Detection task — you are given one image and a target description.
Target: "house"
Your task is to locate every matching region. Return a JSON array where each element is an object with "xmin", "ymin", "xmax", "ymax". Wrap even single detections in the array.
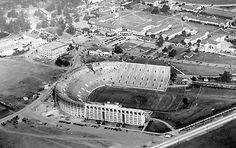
[
  {"xmin": 88, "ymin": 49, "xmax": 111, "ymax": 57},
  {"xmin": 162, "ymin": 27, "xmax": 183, "ymax": 39},
  {"xmin": 146, "ymin": 24, "xmax": 172, "ymax": 36},
  {"xmin": 126, "ymin": 21, "xmax": 157, "ymax": 36},
  {"xmin": 178, "ymin": 4, "xmax": 201, "ymax": 13},
  {"xmin": 200, "ymin": 39, "xmax": 220, "ymax": 53},
  {"xmin": 90, "ymin": 20, "xmax": 122, "ymax": 35},
  {"xmin": 183, "ymin": 52, "xmax": 194, "ymax": 59},
  {"xmin": 144, "ymin": 0, "xmax": 160, "ymax": 7},
  {"xmin": 39, "ymin": 8, "xmax": 51, "ymax": 20},
  {"xmin": 183, "ymin": 13, "xmax": 230, "ymax": 28},
  {"xmin": 185, "ymin": 31, "xmax": 209, "ymax": 44}
]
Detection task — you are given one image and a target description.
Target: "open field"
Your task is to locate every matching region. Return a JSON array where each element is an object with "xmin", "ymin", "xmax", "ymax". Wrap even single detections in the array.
[
  {"xmin": 176, "ymin": 0, "xmax": 236, "ymax": 5},
  {"xmin": 190, "ymin": 53, "xmax": 236, "ymax": 65},
  {"xmin": 172, "ymin": 63, "xmax": 236, "ymax": 75},
  {"xmin": 0, "ymin": 57, "xmax": 65, "ymax": 97},
  {"xmin": 0, "ymin": 123, "xmax": 109, "ymax": 148},
  {"xmin": 172, "ymin": 118, "xmax": 236, "ymax": 148},
  {"xmin": 0, "ymin": 120, "xmax": 158, "ymax": 148},
  {"xmin": 0, "ymin": 57, "xmax": 65, "ymax": 117}
]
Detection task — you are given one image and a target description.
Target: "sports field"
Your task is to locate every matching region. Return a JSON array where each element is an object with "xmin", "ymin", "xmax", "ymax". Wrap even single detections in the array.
[
  {"xmin": 88, "ymin": 86, "xmax": 236, "ymax": 128},
  {"xmin": 176, "ymin": 0, "xmax": 236, "ymax": 5}
]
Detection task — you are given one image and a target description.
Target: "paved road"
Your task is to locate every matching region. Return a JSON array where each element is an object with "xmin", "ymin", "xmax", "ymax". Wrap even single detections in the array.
[
  {"xmin": 151, "ymin": 108, "xmax": 236, "ymax": 148},
  {"xmin": 0, "ymin": 87, "xmax": 53, "ymax": 124}
]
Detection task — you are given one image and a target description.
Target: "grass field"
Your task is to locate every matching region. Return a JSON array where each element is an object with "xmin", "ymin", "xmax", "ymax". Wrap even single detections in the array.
[
  {"xmin": 0, "ymin": 57, "xmax": 65, "ymax": 97},
  {"xmin": 0, "ymin": 123, "xmax": 109, "ymax": 148},
  {"xmin": 172, "ymin": 63, "xmax": 236, "ymax": 76},
  {"xmin": 176, "ymin": 0, "xmax": 236, "ymax": 5},
  {"xmin": 88, "ymin": 85, "xmax": 236, "ymax": 128},
  {"xmin": 0, "ymin": 57, "xmax": 65, "ymax": 117},
  {"xmin": 172, "ymin": 119, "xmax": 236, "ymax": 148},
  {"xmin": 190, "ymin": 53, "xmax": 236, "ymax": 65}
]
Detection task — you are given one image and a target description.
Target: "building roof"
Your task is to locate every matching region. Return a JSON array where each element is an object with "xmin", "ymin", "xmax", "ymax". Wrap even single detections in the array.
[
  {"xmin": 184, "ymin": 13, "xmax": 228, "ymax": 24},
  {"xmin": 127, "ymin": 21, "xmax": 156, "ymax": 32},
  {"xmin": 92, "ymin": 20, "xmax": 122, "ymax": 30},
  {"xmin": 38, "ymin": 41, "xmax": 68, "ymax": 51},
  {"xmin": 163, "ymin": 27, "xmax": 183, "ymax": 36},
  {"xmin": 144, "ymin": 0, "xmax": 158, "ymax": 3},
  {"xmin": 186, "ymin": 31, "xmax": 208, "ymax": 41},
  {"xmin": 39, "ymin": 8, "xmax": 50, "ymax": 16},
  {"xmin": 180, "ymin": 4, "xmax": 200, "ymax": 10},
  {"xmin": 203, "ymin": 8, "xmax": 236, "ymax": 19},
  {"xmin": 147, "ymin": 23, "xmax": 171, "ymax": 34},
  {"xmin": 202, "ymin": 39, "xmax": 219, "ymax": 45},
  {"xmin": 98, "ymin": 13, "xmax": 117, "ymax": 22}
]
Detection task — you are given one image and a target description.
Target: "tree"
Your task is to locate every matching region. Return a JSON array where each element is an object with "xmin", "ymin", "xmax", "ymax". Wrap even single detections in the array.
[
  {"xmin": 151, "ymin": 7, "xmax": 159, "ymax": 14},
  {"xmin": 168, "ymin": 49, "xmax": 177, "ymax": 57},
  {"xmin": 46, "ymin": 3, "xmax": 56, "ymax": 12},
  {"xmin": 188, "ymin": 42, "xmax": 192, "ymax": 47},
  {"xmin": 150, "ymin": 34, "xmax": 155, "ymax": 39},
  {"xmin": 170, "ymin": 72, "xmax": 177, "ymax": 82},
  {"xmin": 182, "ymin": 30, "xmax": 187, "ymax": 37},
  {"xmin": 162, "ymin": 47, "xmax": 168, "ymax": 53},
  {"xmin": 191, "ymin": 76, "xmax": 197, "ymax": 81},
  {"xmin": 41, "ymin": 19, "xmax": 48, "ymax": 28},
  {"xmin": 56, "ymin": 27, "xmax": 64, "ymax": 36},
  {"xmin": 66, "ymin": 24, "xmax": 76, "ymax": 35},
  {"xmin": 160, "ymin": 4, "xmax": 170, "ymax": 13},
  {"xmin": 219, "ymin": 71, "xmax": 232, "ymax": 83},
  {"xmin": 50, "ymin": 19, "xmax": 57, "ymax": 27},
  {"xmin": 7, "ymin": 9, "xmax": 18, "ymax": 18},
  {"xmin": 155, "ymin": 35, "xmax": 164, "ymax": 47},
  {"xmin": 197, "ymin": 39, "xmax": 201, "ymax": 47},
  {"xmin": 113, "ymin": 45, "xmax": 123, "ymax": 54},
  {"xmin": 168, "ymin": 45, "xmax": 173, "ymax": 50},
  {"xmin": 57, "ymin": 5, "xmax": 62, "ymax": 15}
]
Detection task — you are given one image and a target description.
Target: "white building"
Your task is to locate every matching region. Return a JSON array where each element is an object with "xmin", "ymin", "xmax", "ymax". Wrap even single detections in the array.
[
  {"xmin": 185, "ymin": 31, "xmax": 209, "ymax": 45},
  {"xmin": 37, "ymin": 41, "xmax": 68, "ymax": 59},
  {"xmin": 39, "ymin": 8, "xmax": 51, "ymax": 20},
  {"xmin": 146, "ymin": 24, "xmax": 172, "ymax": 36},
  {"xmin": 88, "ymin": 49, "xmax": 112, "ymax": 57},
  {"xmin": 85, "ymin": 102, "xmax": 149, "ymax": 126}
]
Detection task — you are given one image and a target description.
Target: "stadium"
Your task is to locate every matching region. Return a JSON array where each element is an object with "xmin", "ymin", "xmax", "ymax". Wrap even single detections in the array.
[
  {"xmin": 54, "ymin": 61, "xmax": 174, "ymax": 126},
  {"xmin": 54, "ymin": 61, "xmax": 236, "ymax": 130}
]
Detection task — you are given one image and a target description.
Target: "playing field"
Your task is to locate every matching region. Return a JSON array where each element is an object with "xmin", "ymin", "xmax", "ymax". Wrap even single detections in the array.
[
  {"xmin": 176, "ymin": 0, "xmax": 236, "ymax": 5},
  {"xmin": 88, "ymin": 85, "xmax": 236, "ymax": 128}
]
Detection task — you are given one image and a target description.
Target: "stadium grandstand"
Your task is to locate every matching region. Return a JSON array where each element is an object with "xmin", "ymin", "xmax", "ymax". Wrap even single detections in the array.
[{"xmin": 54, "ymin": 62, "xmax": 171, "ymax": 126}]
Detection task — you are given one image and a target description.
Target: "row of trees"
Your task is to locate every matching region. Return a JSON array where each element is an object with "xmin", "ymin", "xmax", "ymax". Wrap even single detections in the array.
[
  {"xmin": 151, "ymin": 5, "xmax": 170, "ymax": 14},
  {"xmin": 0, "ymin": 11, "xmax": 31, "ymax": 34}
]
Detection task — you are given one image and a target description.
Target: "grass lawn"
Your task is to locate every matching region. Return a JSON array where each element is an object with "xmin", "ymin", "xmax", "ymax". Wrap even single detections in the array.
[
  {"xmin": 176, "ymin": 0, "xmax": 236, "ymax": 5},
  {"xmin": 0, "ymin": 57, "xmax": 65, "ymax": 117},
  {"xmin": 190, "ymin": 52, "xmax": 236, "ymax": 65},
  {"xmin": 172, "ymin": 119, "xmax": 236, "ymax": 148},
  {"xmin": 172, "ymin": 63, "xmax": 236, "ymax": 75},
  {"xmin": 184, "ymin": 21, "xmax": 219, "ymax": 33}
]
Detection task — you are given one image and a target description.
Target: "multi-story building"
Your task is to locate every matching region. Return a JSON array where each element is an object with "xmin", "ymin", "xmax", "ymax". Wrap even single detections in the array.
[
  {"xmin": 183, "ymin": 13, "xmax": 230, "ymax": 28},
  {"xmin": 37, "ymin": 41, "xmax": 68, "ymax": 59},
  {"xmin": 85, "ymin": 102, "xmax": 148, "ymax": 126}
]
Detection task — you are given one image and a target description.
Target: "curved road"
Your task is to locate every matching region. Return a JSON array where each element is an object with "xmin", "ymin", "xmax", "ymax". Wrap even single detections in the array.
[{"xmin": 151, "ymin": 108, "xmax": 236, "ymax": 148}]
